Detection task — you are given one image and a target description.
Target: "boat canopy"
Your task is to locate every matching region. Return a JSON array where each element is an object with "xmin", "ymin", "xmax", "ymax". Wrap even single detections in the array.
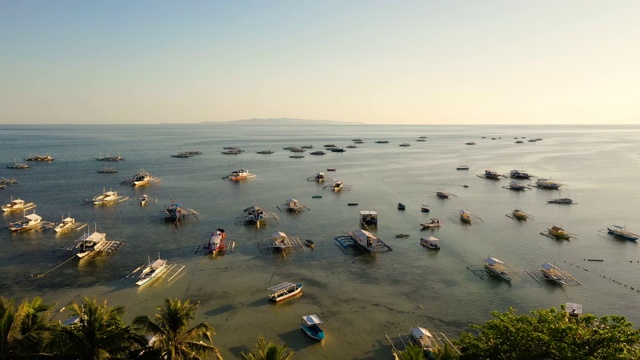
[
  {"xmin": 268, "ymin": 282, "xmax": 297, "ymax": 294},
  {"xmin": 25, "ymin": 213, "xmax": 42, "ymax": 221},
  {"xmin": 243, "ymin": 205, "xmax": 262, "ymax": 213},
  {"xmin": 351, "ymin": 229, "xmax": 376, "ymax": 241},
  {"xmin": 271, "ymin": 231, "xmax": 287, "ymax": 239},
  {"xmin": 302, "ymin": 314, "xmax": 323, "ymax": 325},
  {"xmin": 359, "ymin": 210, "xmax": 378, "ymax": 216},
  {"xmin": 541, "ymin": 263, "xmax": 556, "ymax": 270},
  {"xmin": 411, "ymin": 326, "xmax": 433, "ymax": 340},
  {"xmin": 484, "ymin": 257, "xmax": 504, "ymax": 265}
]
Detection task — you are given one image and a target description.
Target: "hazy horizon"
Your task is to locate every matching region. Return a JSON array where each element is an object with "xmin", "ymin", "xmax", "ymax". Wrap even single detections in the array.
[{"xmin": 2, "ymin": 1, "xmax": 639, "ymax": 125}]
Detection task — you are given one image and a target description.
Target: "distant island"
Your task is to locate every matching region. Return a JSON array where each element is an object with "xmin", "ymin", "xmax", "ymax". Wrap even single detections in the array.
[{"xmin": 204, "ymin": 118, "xmax": 364, "ymax": 126}]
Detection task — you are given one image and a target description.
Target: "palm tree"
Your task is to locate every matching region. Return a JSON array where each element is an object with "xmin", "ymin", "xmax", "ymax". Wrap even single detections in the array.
[
  {"xmin": 133, "ymin": 298, "xmax": 219, "ymax": 360},
  {"xmin": 0, "ymin": 296, "xmax": 57, "ymax": 359},
  {"xmin": 50, "ymin": 297, "xmax": 146, "ymax": 360},
  {"xmin": 237, "ymin": 335, "xmax": 294, "ymax": 360}
]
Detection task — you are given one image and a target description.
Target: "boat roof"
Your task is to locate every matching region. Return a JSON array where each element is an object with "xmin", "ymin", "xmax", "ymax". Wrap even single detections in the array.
[
  {"xmin": 268, "ymin": 282, "xmax": 297, "ymax": 293},
  {"xmin": 286, "ymin": 198, "xmax": 298, "ymax": 203},
  {"xmin": 351, "ymin": 229, "xmax": 376, "ymax": 240},
  {"xmin": 62, "ymin": 217, "xmax": 74, "ymax": 222},
  {"xmin": 421, "ymin": 236, "xmax": 439, "ymax": 242},
  {"xmin": 541, "ymin": 263, "xmax": 557, "ymax": 270},
  {"xmin": 411, "ymin": 326, "xmax": 433, "ymax": 339},
  {"xmin": 271, "ymin": 231, "xmax": 287, "ymax": 239},
  {"xmin": 359, "ymin": 210, "xmax": 378, "ymax": 215},
  {"xmin": 484, "ymin": 257, "xmax": 504, "ymax": 265},
  {"xmin": 25, "ymin": 213, "xmax": 42, "ymax": 221},
  {"xmin": 302, "ymin": 314, "xmax": 323, "ymax": 325}
]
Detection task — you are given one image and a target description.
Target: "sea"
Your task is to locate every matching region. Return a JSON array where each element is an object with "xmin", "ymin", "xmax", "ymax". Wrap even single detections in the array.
[{"xmin": 1, "ymin": 124, "xmax": 639, "ymax": 359}]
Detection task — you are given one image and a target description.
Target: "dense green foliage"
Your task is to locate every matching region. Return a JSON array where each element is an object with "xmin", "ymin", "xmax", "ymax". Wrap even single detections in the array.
[
  {"xmin": 236, "ymin": 335, "xmax": 293, "ymax": 360},
  {"xmin": 456, "ymin": 305, "xmax": 640, "ymax": 360}
]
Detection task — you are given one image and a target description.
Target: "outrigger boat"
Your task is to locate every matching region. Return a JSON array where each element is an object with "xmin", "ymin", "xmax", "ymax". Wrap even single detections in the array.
[
  {"xmin": 206, "ymin": 228, "xmax": 227, "ymax": 255},
  {"xmin": 506, "ymin": 181, "xmax": 528, "ymax": 191},
  {"xmin": 547, "ymin": 225, "xmax": 572, "ymax": 240},
  {"xmin": 307, "ymin": 172, "xmax": 332, "ymax": 182},
  {"xmin": 54, "ymin": 214, "xmax": 85, "ymax": 233},
  {"xmin": 483, "ymin": 257, "xmax": 512, "ymax": 282},
  {"xmin": 607, "ymin": 225, "xmax": 639, "ymax": 241},
  {"xmin": 122, "ymin": 169, "xmax": 160, "ymax": 186},
  {"xmin": 420, "ymin": 236, "xmax": 441, "ymax": 250},
  {"xmin": 540, "ymin": 263, "xmax": 567, "ymax": 286},
  {"xmin": 97, "ymin": 166, "xmax": 118, "ymax": 173},
  {"xmin": 420, "ymin": 219, "xmax": 441, "ymax": 229},
  {"xmin": 2, "ymin": 197, "xmax": 36, "ymax": 213},
  {"xmin": 511, "ymin": 209, "xmax": 529, "ymax": 220},
  {"xmin": 360, "ymin": 210, "xmax": 378, "ymax": 226},
  {"xmin": 164, "ymin": 202, "xmax": 199, "ymax": 224},
  {"xmin": 278, "ymin": 198, "xmax": 309, "ymax": 213},
  {"xmin": 536, "ymin": 178, "xmax": 562, "ymax": 189},
  {"xmin": 225, "ymin": 168, "xmax": 256, "ymax": 181},
  {"xmin": 95, "ymin": 154, "xmax": 125, "ymax": 161},
  {"xmin": 9, "ymin": 212, "xmax": 42, "ymax": 232},
  {"xmin": 238, "ymin": 205, "xmax": 278, "ymax": 228},
  {"xmin": 459, "ymin": 210, "xmax": 472, "ymax": 224},
  {"xmin": 73, "ymin": 228, "xmax": 108, "ymax": 259},
  {"xmin": 509, "ymin": 169, "xmax": 533, "ymax": 179},
  {"xmin": 139, "ymin": 194, "xmax": 150, "ymax": 206},
  {"xmin": 410, "ymin": 326, "xmax": 436, "ymax": 351},
  {"xmin": 135, "ymin": 254, "xmax": 168, "ymax": 286},
  {"xmin": 301, "ymin": 315, "xmax": 325, "ymax": 341},
  {"xmin": 6, "ymin": 160, "xmax": 30, "ymax": 169},
  {"xmin": 267, "ymin": 282, "xmax": 303, "ymax": 302},
  {"xmin": 481, "ymin": 169, "xmax": 501, "ymax": 180},
  {"xmin": 397, "ymin": 203, "xmax": 406, "ymax": 210},
  {"xmin": 323, "ymin": 180, "xmax": 352, "ymax": 191},
  {"xmin": 436, "ymin": 191, "xmax": 453, "ymax": 199},
  {"xmin": 547, "ymin": 197, "xmax": 575, "ymax": 205},
  {"xmin": 347, "ymin": 229, "xmax": 392, "ymax": 253},
  {"xmin": 92, "ymin": 189, "xmax": 129, "ymax": 205}
]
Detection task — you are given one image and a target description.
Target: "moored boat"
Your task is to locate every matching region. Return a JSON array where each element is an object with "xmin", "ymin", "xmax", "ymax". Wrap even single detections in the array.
[
  {"xmin": 267, "ymin": 282, "xmax": 303, "ymax": 302},
  {"xmin": 2, "ymin": 198, "xmax": 36, "ymax": 213},
  {"xmin": 410, "ymin": 326, "xmax": 436, "ymax": 351},
  {"xmin": 301, "ymin": 315, "xmax": 324, "ymax": 341},
  {"xmin": 348, "ymin": 229, "xmax": 392, "ymax": 253},
  {"xmin": 536, "ymin": 178, "xmax": 562, "ymax": 189},
  {"xmin": 54, "ymin": 215, "xmax": 76, "ymax": 233},
  {"xmin": 607, "ymin": 225, "xmax": 639, "ymax": 241},
  {"xmin": 95, "ymin": 154, "xmax": 125, "ymax": 161},
  {"xmin": 6, "ymin": 160, "xmax": 30, "ymax": 169},
  {"xmin": 97, "ymin": 166, "xmax": 118, "ymax": 173},
  {"xmin": 507, "ymin": 181, "xmax": 528, "ymax": 191},
  {"xmin": 420, "ymin": 236, "xmax": 440, "ymax": 250},
  {"xmin": 420, "ymin": 219, "xmax": 441, "ymax": 229},
  {"xmin": 206, "ymin": 228, "xmax": 227, "ymax": 254},
  {"xmin": 135, "ymin": 255, "xmax": 168, "ymax": 286},
  {"xmin": 9, "ymin": 212, "xmax": 42, "ymax": 232},
  {"xmin": 25, "ymin": 154, "xmax": 55, "ymax": 162},
  {"xmin": 483, "ymin": 169, "xmax": 501, "ymax": 179},
  {"xmin": 92, "ymin": 189, "xmax": 128, "ymax": 205},
  {"xmin": 483, "ymin": 257, "xmax": 512, "ymax": 282},
  {"xmin": 226, "ymin": 168, "xmax": 256, "ymax": 181},
  {"xmin": 360, "ymin": 210, "xmax": 378, "ymax": 226},
  {"xmin": 456, "ymin": 165, "xmax": 469, "ymax": 170},
  {"xmin": 397, "ymin": 203, "xmax": 406, "ymax": 210},
  {"xmin": 509, "ymin": 169, "xmax": 533, "ymax": 179},
  {"xmin": 307, "ymin": 172, "xmax": 332, "ymax": 182},
  {"xmin": 548, "ymin": 225, "xmax": 572, "ymax": 239},
  {"xmin": 74, "ymin": 229, "xmax": 109, "ymax": 259},
  {"xmin": 540, "ymin": 263, "xmax": 567, "ymax": 285},
  {"xmin": 459, "ymin": 210, "xmax": 472, "ymax": 223},
  {"xmin": 512, "ymin": 209, "xmax": 529, "ymax": 220},
  {"xmin": 323, "ymin": 180, "xmax": 352, "ymax": 191},
  {"xmin": 547, "ymin": 197, "xmax": 574, "ymax": 204}
]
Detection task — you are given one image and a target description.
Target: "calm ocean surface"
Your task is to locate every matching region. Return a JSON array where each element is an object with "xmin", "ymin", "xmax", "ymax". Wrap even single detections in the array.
[{"xmin": 1, "ymin": 124, "xmax": 639, "ymax": 359}]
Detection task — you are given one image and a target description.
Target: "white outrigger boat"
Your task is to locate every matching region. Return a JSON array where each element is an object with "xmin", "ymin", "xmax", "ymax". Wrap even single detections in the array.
[
  {"xmin": 205, "ymin": 228, "xmax": 230, "ymax": 255},
  {"xmin": 483, "ymin": 257, "xmax": 512, "ymax": 282},
  {"xmin": 135, "ymin": 255, "xmax": 169, "ymax": 286},
  {"xmin": 237, "ymin": 205, "xmax": 278, "ymax": 228},
  {"xmin": 536, "ymin": 178, "xmax": 563, "ymax": 189},
  {"xmin": 301, "ymin": 314, "xmax": 324, "ymax": 341},
  {"xmin": 323, "ymin": 180, "xmax": 352, "ymax": 191},
  {"xmin": 267, "ymin": 282, "xmax": 303, "ymax": 302},
  {"xmin": 53, "ymin": 214, "xmax": 87, "ymax": 234},
  {"xmin": 73, "ymin": 229, "xmax": 108, "ymax": 259},
  {"xmin": 410, "ymin": 326, "xmax": 436, "ymax": 351},
  {"xmin": 9, "ymin": 212, "xmax": 43, "ymax": 232},
  {"xmin": 92, "ymin": 189, "xmax": 129, "ymax": 205},
  {"xmin": 540, "ymin": 263, "xmax": 567, "ymax": 286},
  {"xmin": 278, "ymin": 198, "xmax": 309, "ymax": 213},
  {"xmin": 122, "ymin": 169, "xmax": 160, "ymax": 187},
  {"xmin": 347, "ymin": 229, "xmax": 392, "ymax": 253},
  {"xmin": 2, "ymin": 197, "xmax": 36, "ymax": 213}
]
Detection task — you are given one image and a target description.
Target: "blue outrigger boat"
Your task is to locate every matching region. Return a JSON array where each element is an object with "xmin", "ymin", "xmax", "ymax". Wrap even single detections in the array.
[{"xmin": 301, "ymin": 314, "xmax": 324, "ymax": 341}]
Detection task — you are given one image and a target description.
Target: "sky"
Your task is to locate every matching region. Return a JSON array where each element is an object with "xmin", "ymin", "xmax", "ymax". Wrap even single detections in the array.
[{"xmin": 1, "ymin": 1, "xmax": 639, "ymax": 125}]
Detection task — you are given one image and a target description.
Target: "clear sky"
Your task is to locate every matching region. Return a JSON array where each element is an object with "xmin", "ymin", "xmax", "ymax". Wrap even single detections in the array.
[{"xmin": 1, "ymin": 1, "xmax": 639, "ymax": 125}]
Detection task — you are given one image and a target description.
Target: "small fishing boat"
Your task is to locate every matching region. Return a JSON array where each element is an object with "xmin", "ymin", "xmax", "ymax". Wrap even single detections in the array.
[
  {"xmin": 398, "ymin": 143, "xmax": 411, "ymax": 147},
  {"xmin": 397, "ymin": 203, "xmax": 406, "ymax": 210},
  {"xmin": 278, "ymin": 198, "xmax": 309, "ymax": 213},
  {"xmin": 310, "ymin": 151, "xmax": 326, "ymax": 155},
  {"xmin": 226, "ymin": 168, "xmax": 256, "ymax": 181},
  {"xmin": 97, "ymin": 167, "xmax": 118, "ymax": 173},
  {"xmin": 206, "ymin": 228, "xmax": 227, "ymax": 255},
  {"xmin": 420, "ymin": 219, "xmax": 441, "ymax": 229},
  {"xmin": 267, "ymin": 282, "xmax": 303, "ymax": 302},
  {"xmin": 304, "ymin": 239, "xmax": 315, "ymax": 248},
  {"xmin": 421, "ymin": 205, "xmax": 430, "ymax": 213},
  {"xmin": 240, "ymin": 205, "xmax": 274, "ymax": 228},
  {"xmin": 436, "ymin": 191, "xmax": 451, "ymax": 199},
  {"xmin": 459, "ymin": 210, "xmax": 472, "ymax": 223},
  {"xmin": 165, "ymin": 202, "xmax": 199, "ymax": 223},
  {"xmin": 347, "ymin": 203, "xmax": 359, "ymax": 206},
  {"xmin": 132, "ymin": 170, "xmax": 157, "ymax": 186},
  {"xmin": 301, "ymin": 315, "xmax": 325, "ymax": 341},
  {"xmin": 323, "ymin": 180, "xmax": 352, "ymax": 191},
  {"xmin": 326, "ymin": 168, "xmax": 336, "ymax": 171},
  {"xmin": 395, "ymin": 233, "xmax": 410, "ymax": 238},
  {"xmin": 307, "ymin": 172, "xmax": 332, "ymax": 182},
  {"xmin": 512, "ymin": 209, "xmax": 529, "ymax": 220},
  {"xmin": 221, "ymin": 147, "xmax": 243, "ymax": 155},
  {"xmin": 375, "ymin": 140, "xmax": 389, "ymax": 144},
  {"xmin": 410, "ymin": 326, "xmax": 436, "ymax": 351},
  {"xmin": 540, "ymin": 263, "xmax": 567, "ymax": 286},
  {"xmin": 509, "ymin": 169, "xmax": 533, "ymax": 179},
  {"xmin": 2, "ymin": 198, "xmax": 36, "ymax": 213},
  {"xmin": 507, "ymin": 181, "xmax": 528, "ymax": 191},
  {"xmin": 330, "ymin": 148, "xmax": 346, "ymax": 152},
  {"xmin": 420, "ymin": 236, "xmax": 440, "ymax": 250},
  {"xmin": 483, "ymin": 257, "xmax": 512, "ymax": 282},
  {"xmin": 289, "ymin": 155, "xmax": 305, "ymax": 158},
  {"xmin": 548, "ymin": 225, "xmax": 572, "ymax": 239},
  {"xmin": 456, "ymin": 165, "xmax": 469, "ymax": 170},
  {"xmin": 9, "ymin": 212, "xmax": 42, "ymax": 232},
  {"xmin": 171, "ymin": 152, "xmax": 192, "ymax": 158},
  {"xmin": 135, "ymin": 254, "xmax": 168, "ymax": 286},
  {"xmin": 465, "ymin": 141, "xmax": 476, "ymax": 145},
  {"xmin": 607, "ymin": 225, "xmax": 639, "ymax": 241},
  {"xmin": 6, "ymin": 160, "xmax": 30, "ymax": 169},
  {"xmin": 536, "ymin": 178, "xmax": 562, "ymax": 189},
  {"xmin": 256, "ymin": 150, "xmax": 274, "ymax": 154},
  {"xmin": 483, "ymin": 169, "xmax": 501, "ymax": 179},
  {"xmin": 139, "ymin": 194, "xmax": 150, "ymax": 206},
  {"xmin": 271, "ymin": 231, "xmax": 292, "ymax": 251},
  {"xmin": 547, "ymin": 197, "xmax": 574, "ymax": 204}
]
